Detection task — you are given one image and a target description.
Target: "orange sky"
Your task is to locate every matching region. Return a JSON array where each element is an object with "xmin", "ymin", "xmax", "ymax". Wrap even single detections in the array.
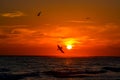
[{"xmin": 0, "ymin": 0, "xmax": 120, "ymax": 57}]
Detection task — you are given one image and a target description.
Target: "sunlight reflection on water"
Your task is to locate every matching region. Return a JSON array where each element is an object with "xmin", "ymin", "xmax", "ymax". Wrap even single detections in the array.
[{"xmin": 0, "ymin": 56, "xmax": 120, "ymax": 80}]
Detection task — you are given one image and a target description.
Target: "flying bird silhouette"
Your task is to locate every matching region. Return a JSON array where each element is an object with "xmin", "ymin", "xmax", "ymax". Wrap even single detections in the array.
[
  {"xmin": 85, "ymin": 17, "xmax": 90, "ymax": 20},
  {"xmin": 37, "ymin": 11, "xmax": 42, "ymax": 16},
  {"xmin": 57, "ymin": 45, "xmax": 64, "ymax": 53}
]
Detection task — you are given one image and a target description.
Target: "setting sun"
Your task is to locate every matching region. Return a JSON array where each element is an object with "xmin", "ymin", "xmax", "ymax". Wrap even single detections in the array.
[{"xmin": 67, "ymin": 45, "xmax": 72, "ymax": 50}]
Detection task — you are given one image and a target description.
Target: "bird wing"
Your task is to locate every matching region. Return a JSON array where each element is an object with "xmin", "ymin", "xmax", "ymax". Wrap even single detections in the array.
[
  {"xmin": 37, "ymin": 11, "xmax": 41, "ymax": 16},
  {"xmin": 59, "ymin": 48, "xmax": 64, "ymax": 53},
  {"xmin": 57, "ymin": 45, "xmax": 64, "ymax": 53}
]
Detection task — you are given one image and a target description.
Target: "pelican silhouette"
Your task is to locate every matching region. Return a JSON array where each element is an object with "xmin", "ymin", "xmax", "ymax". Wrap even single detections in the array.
[
  {"xmin": 85, "ymin": 17, "xmax": 90, "ymax": 20},
  {"xmin": 57, "ymin": 45, "xmax": 64, "ymax": 53},
  {"xmin": 37, "ymin": 11, "xmax": 42, "ymax": 16}
]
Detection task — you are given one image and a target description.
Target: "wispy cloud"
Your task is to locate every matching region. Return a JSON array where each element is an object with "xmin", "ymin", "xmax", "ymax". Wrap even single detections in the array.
[
  {"xmin": 1, "ymin": 11, "xmax": 25, "ymax": 18},
  {"xmin": 0, "ymin": 34, "xmax": 9, "ymax": 39},
  {"xmin": 66, "ymin": 20, "xmax": 94, "ymax": 23},
  {"xmin": 0, "ymin": 23, "xmax": 120, "ymax": 46}
]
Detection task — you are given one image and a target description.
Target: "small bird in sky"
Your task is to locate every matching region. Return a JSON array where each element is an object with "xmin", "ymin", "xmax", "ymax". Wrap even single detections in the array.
[
  {"xmin": 85, "ymin": 17, "xmax": 90, "ymax": 20},
  {"xmin": 37, "ymin": 11, "xmax": 42, "ymax": 16}
]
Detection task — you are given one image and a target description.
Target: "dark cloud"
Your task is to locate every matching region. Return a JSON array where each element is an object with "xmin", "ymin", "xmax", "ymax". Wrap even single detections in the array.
[{"xmin": 0, "ymin": 34, "xmax": 9, "ymax": 39}]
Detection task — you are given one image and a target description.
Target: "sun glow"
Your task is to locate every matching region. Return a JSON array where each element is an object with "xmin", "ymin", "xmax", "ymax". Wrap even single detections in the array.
[{"xmin": 67, "ymin": 45, "xmax": 72, "ymax": 50}]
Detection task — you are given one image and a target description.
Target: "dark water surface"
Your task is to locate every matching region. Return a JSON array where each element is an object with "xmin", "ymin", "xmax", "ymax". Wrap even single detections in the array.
[{"xmin": 0, "ymin": 56, "xmax": 120, "ymax": 80}]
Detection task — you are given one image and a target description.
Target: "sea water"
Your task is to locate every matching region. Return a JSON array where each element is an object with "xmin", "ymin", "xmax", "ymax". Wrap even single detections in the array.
[{"xmin": 0, "ymin": 56, "xmax": 120, "ymax": 80}]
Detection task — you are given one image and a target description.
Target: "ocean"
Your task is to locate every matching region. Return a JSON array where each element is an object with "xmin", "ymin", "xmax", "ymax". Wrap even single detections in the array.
[{"xmin": 0, "ymin": 56, "xmax": 120, "ymax": 80}]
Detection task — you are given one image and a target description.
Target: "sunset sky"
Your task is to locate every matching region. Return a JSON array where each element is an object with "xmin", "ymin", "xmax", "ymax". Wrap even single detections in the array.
[{"xmin": 0, "ymin": 0, "xmax": 120, "ymax": 57}]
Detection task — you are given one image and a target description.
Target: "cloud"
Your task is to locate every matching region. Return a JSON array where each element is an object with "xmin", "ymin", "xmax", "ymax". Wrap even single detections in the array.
[
  {"xmin": 11, "ymin": 28, "xmax": 35, "ymax": 34},
  {"xmin": 66, "ymin": 20, "xmax": 94, "ymax": 24},
  {"xmin": 0, "ymin": 24, "xmax": 120, "ymax": 56},
  {"xmin": 1, "ymin": 11, "xmax": 25, "ymax": 18},
  {"xmin": 0, "ymin": 34, "xmax": 9, "ymax": 39},
  {"xmin": 0, "ymin": 23, "xmax": 120, "ymax": 46}
]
